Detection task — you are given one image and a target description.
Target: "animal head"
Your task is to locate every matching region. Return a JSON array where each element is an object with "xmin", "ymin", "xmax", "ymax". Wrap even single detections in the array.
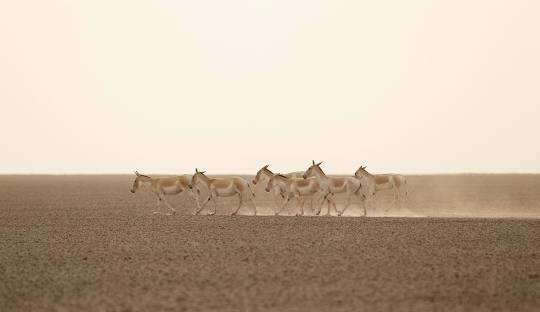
[
  {"xmin": 265, "ymin": 174, "xmax": 287, "ymax": 192},
  {"xmin": 253, "ymin": 164, "xmax": 270, "ymax": 185},
  {"xmin": 130, "ymin": 171, "xmax": 149, "ymax": 193},
  {"xmin": 303, "ymin": 160, "xmax": 322, "ymax": 179},
  {"xmin": 355, "ymin": 165, "xmax": 368, "ymax": 177},
  {"xmin": 265, "ymin": 174, "xmax": 276, "ymax": 193},
  {"xmin": 189, "ymin": 168, "xmax": 206, "ymax": 189}
]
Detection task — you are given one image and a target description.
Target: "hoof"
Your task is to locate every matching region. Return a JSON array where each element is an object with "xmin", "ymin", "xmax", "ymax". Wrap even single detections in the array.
[{"xmin": 208, "ymin": 212, "xmax": 215, "ymax": 216}]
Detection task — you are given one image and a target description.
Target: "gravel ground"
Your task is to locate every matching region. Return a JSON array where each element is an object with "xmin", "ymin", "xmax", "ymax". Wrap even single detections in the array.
[{"xmin": 0, "ymin": 175, "xmax": 539, "ymax": 311}]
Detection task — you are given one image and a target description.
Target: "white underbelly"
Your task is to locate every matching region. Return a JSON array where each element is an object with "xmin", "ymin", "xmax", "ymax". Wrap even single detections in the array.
[
  {"xmin": 376, "ymin": 183, "xmax": 394, "ymax": 191},
  {"xmin": 215, "ymin": 187, "xmax": 237, "ymax": 197},
  {"xmin": 162, "ymin": 185, "xmax": 182, "ymax": 194},
  {"xmin": 329, "ymin": 184, "xmax": 348, "ymax": 194},
  {"xmin": 296, "ymin": 186, "xmax": 318, "ymax": 195}
]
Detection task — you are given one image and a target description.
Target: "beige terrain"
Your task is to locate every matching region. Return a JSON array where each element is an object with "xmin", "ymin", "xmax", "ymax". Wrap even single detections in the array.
[{"xmin": 0, "ymin": 174, "xmax": 539, "ymax": 311}]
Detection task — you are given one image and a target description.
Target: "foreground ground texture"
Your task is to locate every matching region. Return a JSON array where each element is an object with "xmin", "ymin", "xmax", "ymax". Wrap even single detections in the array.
[{"xmin": 0, "ymin": 175, "xmax": 539, "ymax": 311}]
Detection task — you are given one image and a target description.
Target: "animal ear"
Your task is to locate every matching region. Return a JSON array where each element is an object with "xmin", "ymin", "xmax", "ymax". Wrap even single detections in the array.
[
  {"xmin": 201, "ymin": 171, "xmax": 206, "ymax": 174},
  {"xmin": 312, "ymin": 160, "xmax": 315, "ymax": 165},
  {"xmin": 195, "ymin": 168, "xmax": 199, "ymax": 173},
  {"xmin": 134, "ymin": 171, "xmax": 140, "ymax": 176},
  {"xmin": 263, "ymin": 164, "xmax": 269, "ymax": 169},
  {"xmin": 316, "ymin": 162, "xmax": 322, "ymax": 166}
]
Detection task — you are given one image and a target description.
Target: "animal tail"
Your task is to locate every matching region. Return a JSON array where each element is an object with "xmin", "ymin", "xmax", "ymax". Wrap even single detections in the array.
[{"xmin": 247, "ymin": 182, "xmax": 256, "ymax": 197}]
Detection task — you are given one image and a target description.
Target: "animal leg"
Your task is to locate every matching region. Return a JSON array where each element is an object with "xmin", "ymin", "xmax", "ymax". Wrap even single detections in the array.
[
  {"xmin": 358, "ymin": 193, "xmax": 367, "ymax": 217},
  {"xmin": 153, "ymin": 196, "xmax": 163, "ymax": 215},
  {"xmin": 232, "ymin": 193, "xmax": 243, "ymax": 216},
  {"xmin": 392, "ymin": 186, "xmax": 399, "ymax": 204},
  {"xmin": 285, "ymin": 193, "xmax": 295, "ymax": 216},
  {"xmin": 316, "ymin": 193, "xmax": 328, "ymax": 216},
  {"xmin": 249, "ymin": 193, "xmax": 257, "ymax": 216},
  {"xmin": 297, "ymin": 194, "xmax": 305, "ymax": 216},
  {"xmin": 325, "ymin": 198, "xmax": 332, "ymax": 216},
  {"xmin": 398, "ymin": 181, "xmax": 408, "ymax": 208},
  {"xmin": 271, "ymin": 190, "xmax": 281, "ymax": 215},
  {"xmin": 153, "ymin": 193, "xmax": 170, "ymax": 215},
  {"xmin": 275, "ymin": 196, "xmax": 290, "ymax": 216},
  {"xmin": 324, "ymin": 193, "xmax": 332, "ymax": 216},
  {"xmin": 188, "ymin": 188, "xmax": 202, "ymax": 211},
  {"xmin": 339, "ymin": 195, "xmax": 352, "ymax": 217},
  {"xmin": 195, "ymin": 193, "xmax": 211, "ymax": 215},
  {"xmin": 209, "ymin": 192, "xmax": 218, "ymax": 215},
  {"xmin": 328, "ymin": 194, "xmax": 338, "ymax": 216},
  {"xmin": 162, "ymin": 196, "xmax": 176, "ymax": 215}
]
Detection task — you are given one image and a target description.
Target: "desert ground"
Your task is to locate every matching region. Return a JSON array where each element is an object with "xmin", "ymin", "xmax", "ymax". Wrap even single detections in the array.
[{"xmin": 0, "ymin": 174, "xmax": 539, "ymax": 311}]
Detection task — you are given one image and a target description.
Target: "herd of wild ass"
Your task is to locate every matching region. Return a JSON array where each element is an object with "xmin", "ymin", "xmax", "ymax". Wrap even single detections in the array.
[{"xmin": 130, "ymin": 161, "xmax": 408, "ymax": 216}]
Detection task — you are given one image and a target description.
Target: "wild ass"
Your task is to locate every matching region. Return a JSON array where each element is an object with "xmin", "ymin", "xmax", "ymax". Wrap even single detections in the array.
[
  {"xmin": 252, "ymin": 165, "xmax": 305, "ymax": 187},
  {"xmin": 130, "ymin": 171, "xmax": 201, "ymax": 215},
  {"xmin": 265, "ymin": 174, "xmax": 323, "ymax": 216},
  {"xmin": 252, "ymin": 165, "xmax": 286, "ymax": 210},
  {"xmin": 354, "ymin": 166, "xmax": 408, "ymax": 205},
  {"xmin": 252, "ymin": 165, "xmax": 311, "ymax": 212},
  {"xmin": 303, "ymin": 161, "xmax": 367, "ymax": 216},
  {"xmin": 189, "ymin": 169, "xmax": 257, "ymax": 216}
]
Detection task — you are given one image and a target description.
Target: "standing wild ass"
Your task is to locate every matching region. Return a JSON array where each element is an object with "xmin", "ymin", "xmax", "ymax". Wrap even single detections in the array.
[
  {"xmin": 354, "ymin": 166, "xmax": 408, "ymax": 206},
  {"xmin": 189, "ymin": 169, "xmax": 257, "ymax": 216},
  {"xmin": 265, "ymin": 173, "xmax": 323, "ymax": 216},
  {"xmin": 303, "ymin": 161, "xmax": 367, "ymax": 216},
  {"xmin": 130, "ymin": 171, "xmax": 201, "ymax": 215}
]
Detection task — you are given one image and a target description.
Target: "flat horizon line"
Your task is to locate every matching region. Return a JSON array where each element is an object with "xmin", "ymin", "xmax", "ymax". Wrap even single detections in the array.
[{"xmin": 1, "ymin": 172, "xmax": 540, "ymax": 176}]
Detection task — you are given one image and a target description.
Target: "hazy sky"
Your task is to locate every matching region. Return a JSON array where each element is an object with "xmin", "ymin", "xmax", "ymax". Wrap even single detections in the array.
[{"xmin": 1, "ymin": 1, "xmax": 539, "ymax": 174}]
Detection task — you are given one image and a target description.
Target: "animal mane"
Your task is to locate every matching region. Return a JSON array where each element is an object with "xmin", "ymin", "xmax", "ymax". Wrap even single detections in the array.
[
  {"xmin": 276, "ymin": 173, "xmax": 289, "ymax": 179},
  {"xmin": 360, "ymin": 167, "xmax": 371, "ymax": 175},
  {"xmin": 314, "ymin": 164, "xmax": 325, "ymax": 175}
]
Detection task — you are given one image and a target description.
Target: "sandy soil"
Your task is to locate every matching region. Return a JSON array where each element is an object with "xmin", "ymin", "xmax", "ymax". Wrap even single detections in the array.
[{"xmin": 0, "ymin": 175, "xmax": 539, "ymax": 311}]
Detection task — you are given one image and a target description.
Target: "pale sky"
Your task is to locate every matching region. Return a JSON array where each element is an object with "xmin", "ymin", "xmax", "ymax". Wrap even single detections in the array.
[{"xmin": 1, "ymin": 1, "xmax": 539, "ymax": 174}]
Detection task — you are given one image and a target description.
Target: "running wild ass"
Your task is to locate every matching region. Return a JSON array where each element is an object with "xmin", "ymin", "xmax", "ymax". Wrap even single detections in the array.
[
  {"xmin": 265, "ymin": 173, "xmax": 323, "ymax": 216},
  {"xmin": 354, "ymin": 166, "xmax": 408, "ymax": 205},
  {"xmin": 252, "ymin": 165, "xmax": 312, "ymax": 212},
  {"xmin": 189, "ymin": 169, "xmax": 257, "ymax": 216},
  {"xmin": 303, "ymin": 161, "xmax": 368, "ymax": 216},
  {"xmin": 130, "ymin": 171, "xmax": 201, "ymax": 215}
]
